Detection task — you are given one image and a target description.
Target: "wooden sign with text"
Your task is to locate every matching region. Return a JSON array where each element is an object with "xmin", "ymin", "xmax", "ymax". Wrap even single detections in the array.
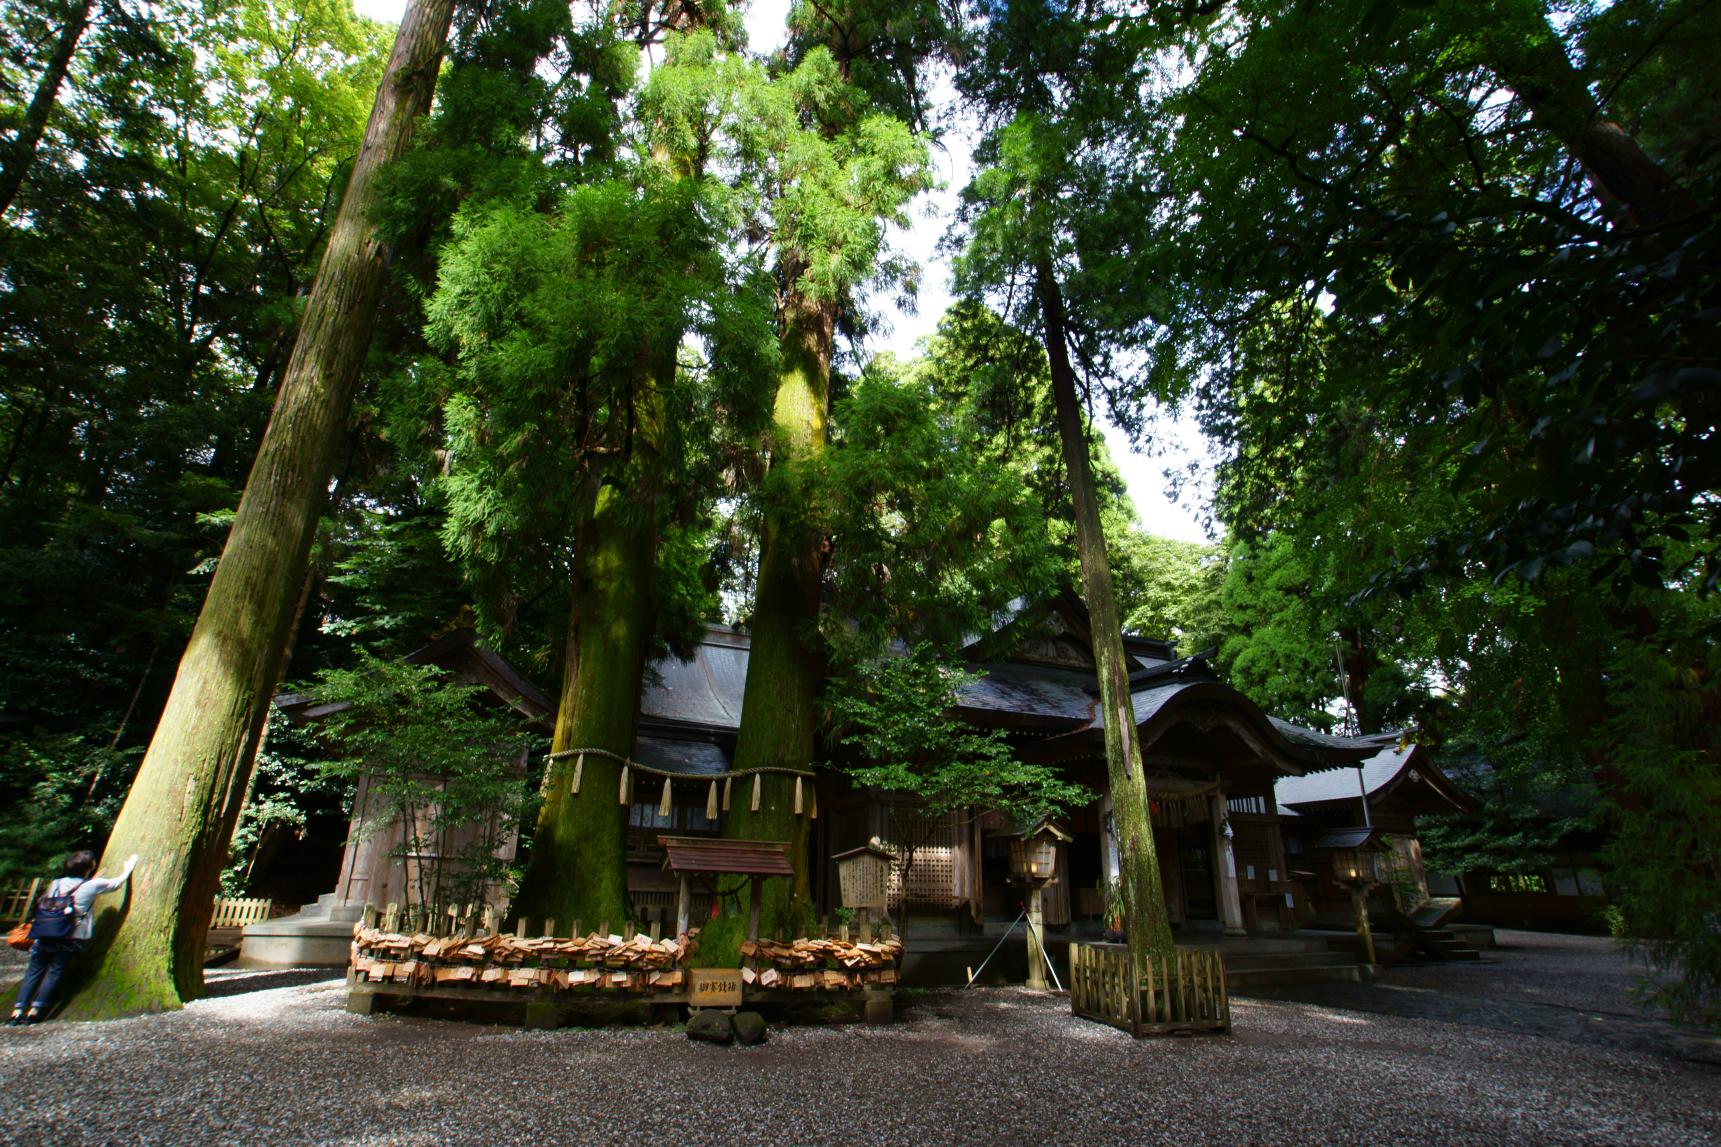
[{"xmin": 687, "ymin": 967, "xmax": 743, "ymax": 1007}]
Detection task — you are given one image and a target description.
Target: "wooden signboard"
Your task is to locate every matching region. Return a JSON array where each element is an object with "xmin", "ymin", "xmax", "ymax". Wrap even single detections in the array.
[{"xmin": 687, "ymin": 967, "xmax": 744, "ymax": 1007}]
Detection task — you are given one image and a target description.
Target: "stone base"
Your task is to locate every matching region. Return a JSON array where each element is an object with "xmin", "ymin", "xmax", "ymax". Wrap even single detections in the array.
[{"xmin": 238, "ymin": 893, "xmax": 365, "ymax": 968}]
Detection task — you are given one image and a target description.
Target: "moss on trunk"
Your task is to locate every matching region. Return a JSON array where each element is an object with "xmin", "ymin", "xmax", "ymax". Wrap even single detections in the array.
[
  {"xmin": 1036, "ymin": 261, "xmax": 1175, "ymax": 965},
  {"xmin": 511, "ymin": 479, "xmax": 656, "ymax": 932},
  {"xmin": 58, "ymin": 0, "xmax": 456, "ymax": 1020},
  {"xmin": 715, "ymin": 273, "xmax": 832, "ymax": 956}
]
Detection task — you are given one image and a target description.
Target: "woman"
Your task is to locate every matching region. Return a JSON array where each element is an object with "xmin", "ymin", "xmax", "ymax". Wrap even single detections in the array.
[{"xmin": 9, "ymin": 850, "xmax": 137, "ymax": 1025}]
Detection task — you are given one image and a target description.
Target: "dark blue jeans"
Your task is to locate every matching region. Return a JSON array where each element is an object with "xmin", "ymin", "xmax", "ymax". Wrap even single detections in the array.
[{"xmin": 14, "ymin": 937, "xmax": 83, "ymax": 1012}]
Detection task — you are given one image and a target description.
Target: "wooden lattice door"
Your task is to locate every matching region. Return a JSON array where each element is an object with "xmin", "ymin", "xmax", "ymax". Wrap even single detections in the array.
[{"xmin": 883, "ymin": 806, "xmax": 963, "ymax": 909}]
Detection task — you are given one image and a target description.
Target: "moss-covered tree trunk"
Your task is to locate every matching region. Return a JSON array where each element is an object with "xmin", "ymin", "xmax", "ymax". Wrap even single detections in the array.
[
  {"xmin": 512, "ymin": 480, "xmax": 655, "ymax": 931},
  {"xmin": 0, "ymin": 0, "xmax": 93, "ymax": 218},
  {"xmin": 60, "ymin": 0, "xmax": 456, "ymax": 1018},
  {"xmin": 1036, "ymin": 259, "xmax": 1175, "ymax": 965},
  {"xmin": 722, "ymin": 265, "xmax": 832, "ymax": 946}
]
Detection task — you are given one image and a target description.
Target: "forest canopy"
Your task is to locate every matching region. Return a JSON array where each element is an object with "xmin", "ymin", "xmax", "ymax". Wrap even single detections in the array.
[{"xmin": 0, "ymin": 0, "xmax": 1715, "ymax": 1022}]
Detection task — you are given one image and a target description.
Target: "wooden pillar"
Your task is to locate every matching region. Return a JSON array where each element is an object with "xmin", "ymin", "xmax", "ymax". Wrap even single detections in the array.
[
  {"xmin": 1026, "ymin": 883, "xmax": 1048, "ymax": 991},
  {"xmin": 675, "ymin": 873, "xmax": 691, "ymax": 937},
  {"xmin": 1350, "ymin": 884, "xmax": 1378, "ymax": 966},
  {"xmin": 1266, "ymin": 817, "xmax": 1291, "ymax": 930},
  {"xmin": 746, "ymin": 874, "xmax": 763, "ymax": 942},
  {"xmin": 1209, "ymin": 793, "xmax": 1246, "ymax": 936}
]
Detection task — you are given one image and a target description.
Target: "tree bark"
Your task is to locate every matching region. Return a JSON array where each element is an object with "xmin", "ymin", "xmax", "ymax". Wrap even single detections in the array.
[
  {"xmin": 1036, "ymin": 259, "xmax": 1175, "ymax": 965},
  {"xmin": 0, "ymin": 0, "xmax": 93, "ymax": 218},
  {"xmin": 1480, "ymin": 0, "xmax": 1689, "ymax": 230},
  {"xmin": 512, "ymin": 363, "xmax": 666, "ymax": 931},
  {"xmin": 60, "ymin": 0, "xmax": 457, "ymax": 1018},
  {"xmin": 720, "ymin": 262, "xmax": 832, "ymax": 949}
]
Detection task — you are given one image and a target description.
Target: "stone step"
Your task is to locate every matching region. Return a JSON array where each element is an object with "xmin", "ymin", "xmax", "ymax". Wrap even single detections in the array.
[{"xmin": 1411, "ymin": 897, "xmax": 1463, "ymax": 929}]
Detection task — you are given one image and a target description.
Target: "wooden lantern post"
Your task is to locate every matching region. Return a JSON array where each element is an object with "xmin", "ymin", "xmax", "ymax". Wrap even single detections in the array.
[
  {"xmin": 1006, "ymin": 821, "xmax": 1072, "ymax": 991},
  {"xmin": 1319, "ymin": 828, "xmax": 1387, "ymax": 967}
]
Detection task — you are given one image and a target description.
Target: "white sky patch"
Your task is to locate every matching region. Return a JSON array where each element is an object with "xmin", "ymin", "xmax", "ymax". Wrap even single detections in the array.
[
  {"xmin": 343, "ymin": 0, "xmax": 1218, "ymax": 542},
  {"xmin": 351, "ymin": 0, "xmax": 405, "ymax": 22}
]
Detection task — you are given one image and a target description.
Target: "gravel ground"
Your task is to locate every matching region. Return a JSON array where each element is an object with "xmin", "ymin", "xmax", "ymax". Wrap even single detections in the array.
[{"xmin": 0, "ymin": 933, "xmax": 1715, "ymax": 1146}]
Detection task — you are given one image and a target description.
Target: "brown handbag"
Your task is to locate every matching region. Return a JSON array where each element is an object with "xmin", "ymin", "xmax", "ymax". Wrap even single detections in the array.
[{"xmin": 6, "ymin": 921, "xmax": 32, "ymax": 952}]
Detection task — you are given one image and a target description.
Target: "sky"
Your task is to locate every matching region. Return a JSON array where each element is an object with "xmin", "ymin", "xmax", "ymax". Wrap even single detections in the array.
[{"xmin": 350, "ymin": 0, "xmax": 1217, "ymax": 543}]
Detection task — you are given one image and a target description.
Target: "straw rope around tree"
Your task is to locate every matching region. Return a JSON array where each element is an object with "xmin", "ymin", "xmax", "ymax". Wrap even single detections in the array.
[{"xmin": 544, "ymin": 748, "xmax": 819, "ymax": 819}]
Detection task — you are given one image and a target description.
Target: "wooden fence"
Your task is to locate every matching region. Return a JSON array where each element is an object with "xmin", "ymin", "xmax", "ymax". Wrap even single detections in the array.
[
  {"xmin": 2, "ymin": 879, "xmax": 41, "ymax": 924},
  {"xmin": 1068, "ymin": 941, "xmax": 1231, "ymax": 1037},
  {"xmin": 2, "ymin": 879, "xmax": 286, "ymax": 930},
  {"xmin": 209, "ymin": 897, "xmax": 290, "ymax": 929}
]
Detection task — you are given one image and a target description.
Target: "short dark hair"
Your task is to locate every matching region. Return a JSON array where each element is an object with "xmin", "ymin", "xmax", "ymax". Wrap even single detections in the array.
[{"xmin": 63, "ymin": 850, "xmax": 97, "ymax": 878}]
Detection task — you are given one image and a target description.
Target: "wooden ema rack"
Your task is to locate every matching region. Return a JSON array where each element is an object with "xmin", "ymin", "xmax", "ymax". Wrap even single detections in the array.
[{"xmin": 346, "ymin": 838, "xmax": 900, "ymax": 1026}]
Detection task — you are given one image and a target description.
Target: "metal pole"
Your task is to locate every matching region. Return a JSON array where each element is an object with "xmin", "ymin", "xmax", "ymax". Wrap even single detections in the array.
[{"xmin": 963, "ymin": 910, "xmax": 1026, "ymax": 988}]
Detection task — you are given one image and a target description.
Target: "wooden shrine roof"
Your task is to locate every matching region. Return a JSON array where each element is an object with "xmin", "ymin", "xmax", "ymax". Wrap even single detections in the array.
[{"xmin": 658, "ymin": 836, "xmax": 795, "ymax": 877}]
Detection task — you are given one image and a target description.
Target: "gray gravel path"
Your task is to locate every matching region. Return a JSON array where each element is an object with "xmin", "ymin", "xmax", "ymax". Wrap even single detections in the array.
[{"xmin": 0, "ymin": 934, "xmax": 1715, "ymax": 1146}]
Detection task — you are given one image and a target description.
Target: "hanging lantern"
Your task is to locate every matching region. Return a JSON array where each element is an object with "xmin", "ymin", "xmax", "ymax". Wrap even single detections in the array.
[
  {"xmin": 1314, "ymin": 827, "xmax": 1387, "ymax": 885},
  {"xmin": 1002, "ymin": 820, "xmax": 1073, "ymax": 884}
]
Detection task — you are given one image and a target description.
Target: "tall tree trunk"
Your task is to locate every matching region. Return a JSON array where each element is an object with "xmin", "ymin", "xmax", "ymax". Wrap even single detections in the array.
[
  {"xmin": 512, "ymin": 373, "xmax": 664, "ymax": 931},
  {"xmin": 721, "ymin": 262, "xmax": 831, "ymax": 948},
  {"xmin": 60, "ymin": 0, "xmax": 457, "ymax": 1018},
  {"xmin": 1480, "ymin": 0, "xmax": 1689, "ymax": 230},
  {"xmin": 1036, "ymin": 259, "xmax": 1174, "ymax": 965},
  {"xmin": 0, "ymin": 0, "xmax": 93, "ymax": 218}
]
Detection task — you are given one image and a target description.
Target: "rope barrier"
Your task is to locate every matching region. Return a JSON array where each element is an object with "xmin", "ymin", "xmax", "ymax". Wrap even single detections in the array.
[
  {"xmin": 543, "ymin": 746, "xmax": 816, "ymax": 780},
  {"xmin": 543, "ymin": 747, "xmax": 818, "ymax": 817}
]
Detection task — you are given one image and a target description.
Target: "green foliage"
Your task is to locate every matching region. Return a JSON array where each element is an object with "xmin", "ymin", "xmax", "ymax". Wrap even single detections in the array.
[
  {"xmin": 824, "ymin": 338, "xmax": 1064, "ymax": 661},
  {"xmin": 1597, "ymin": 596, "xmax": 1721, "ymax": 1028},
  {"xmin": 220, "ymin": 712, "xmax": 348, "ymax": 897},
  {"xmin": 0, "ymin": 0, "xmax": 387, "ymax": 876},
  {"xmin": 829, "ymin": 643, "xmax": 1091, "ymax": 823},
  {"xmin": 1111, "ymin": 534, "xmax": 1227, "ymax": 655},
  {"xmin": 299, "ymin": 652, "xmax": 535, "ymax": 910},
  {"xmin": 0, "ymin": 734, "xmax": 136, "ymax": 879}
]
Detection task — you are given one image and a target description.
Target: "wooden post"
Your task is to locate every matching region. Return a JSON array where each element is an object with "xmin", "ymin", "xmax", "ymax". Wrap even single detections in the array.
[
  {"xmin": 1350, "ymin": 884, "xmax": 1378, "ymax": 966},
  {"xmin": 675, "ymin": 873, "xmax": 691, "ymax": 937},
  {"xmin": 1209, "ymin": 793, "xmax": 1247, "ymax": 937},
  {"xmin": 1026, "ymin": 883, "xmax": 1048, "ymax": 991},
  {"xmin": 746, "ymin": 875, "xmax": 763, "ymax": 943}
]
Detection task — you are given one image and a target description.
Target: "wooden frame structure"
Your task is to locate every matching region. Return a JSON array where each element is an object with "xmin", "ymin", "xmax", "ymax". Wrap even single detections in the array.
[{"xmin": 1067, "ymin": 942, "xmax": 1231, "ymax": 1037}]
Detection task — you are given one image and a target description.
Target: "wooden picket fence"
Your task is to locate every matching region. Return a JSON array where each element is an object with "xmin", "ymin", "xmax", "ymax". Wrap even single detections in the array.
[
  {"xmin": 209, "ymin": 896, "xmax": 289, "ymax": 929},
  {"xmin": 1068, "ymin": 941, "xmax": 1231, "ymax": 1037}
]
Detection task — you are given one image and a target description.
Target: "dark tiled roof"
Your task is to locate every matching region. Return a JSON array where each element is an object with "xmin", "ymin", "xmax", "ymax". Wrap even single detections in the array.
[
  {"xmin": 1033, "ymin": 679, "xmax": 1379, "ymax": 772},
  {"xmin": 1311, "ymin": 826, "xmax": 1388, "ymax": 850},
  {"xmin": 638, "ymin": 628, "xmax": 749, "ymax": 731},
  {"xmin": 1275, "ymin": 735, "xmax": 1477, "ymax": 814},
  {"xmin": 1268, "ymin": 717, "xmax": 1374, "ymax": 755},
  {"xmin": 633, "ymin": 735, "xmax": 731, "ymax": 776},
  {"xmin": 956, "ymin": 661, "xmax": 1099, "ymax": 725}
]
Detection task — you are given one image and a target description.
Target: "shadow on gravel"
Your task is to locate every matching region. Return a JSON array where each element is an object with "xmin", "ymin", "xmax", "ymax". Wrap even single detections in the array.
[
  {"xmin": 200, "ymin": 969, "xmax": 343, "ymax": 998},
  {"xmin": 1243, "ymin": 979, "xmax": 1721, "ymax": 1067}
]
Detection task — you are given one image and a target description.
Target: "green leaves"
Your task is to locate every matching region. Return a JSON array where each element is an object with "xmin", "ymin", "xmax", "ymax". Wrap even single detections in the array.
[
  {"xmin": 299, "ymin": 653, "xmax": 536, "ymax": 908},
  {"xmin": 829, "ymin": 644, "xmax": 1091, "ymax": 823}
]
